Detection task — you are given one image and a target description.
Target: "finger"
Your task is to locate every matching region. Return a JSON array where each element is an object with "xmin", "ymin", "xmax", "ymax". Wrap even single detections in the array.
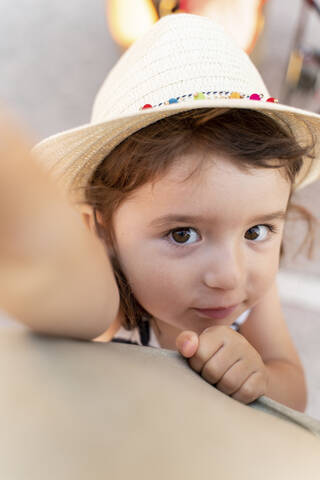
[
  {"xmin": 231, "ymin": 371, "xmax": 267, "ymax": 404},
  {"xmin": 188, "ymin": 326, "xmax": 228, "ymax": 373},
  {"xmin": 201, "ymin": 353, "xmax": 241, "ymax": 387},
  {"xmin": 215, "ymin": 359, "xmax": 252, "ymax": 395},
  {"xmin": 176, "ymin": 330, "xmax": 199, "ymax": 358}
]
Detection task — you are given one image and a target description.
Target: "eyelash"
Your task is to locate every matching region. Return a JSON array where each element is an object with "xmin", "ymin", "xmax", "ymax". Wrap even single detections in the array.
[{"xmin": 163, "ymin": 224, "xmax": 279, "ymax": 249}]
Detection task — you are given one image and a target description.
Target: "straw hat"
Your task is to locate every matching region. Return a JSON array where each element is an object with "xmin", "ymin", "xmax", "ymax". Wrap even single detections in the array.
[
  {"xmin": 180, "ymin": 0, "xmax": 267, "ymax": 53},
  {"xmin": 33, "ymin": 13, "xmax": 320, "ymax": 201}
]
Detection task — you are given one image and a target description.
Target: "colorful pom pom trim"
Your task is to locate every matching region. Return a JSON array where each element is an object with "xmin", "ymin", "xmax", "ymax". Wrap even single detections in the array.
[{"xmin": 140, "ymin": 91, "xmax": 279, "ymax": 111}]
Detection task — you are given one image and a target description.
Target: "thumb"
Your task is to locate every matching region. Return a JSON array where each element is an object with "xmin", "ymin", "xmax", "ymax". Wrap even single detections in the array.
[{"xmin": 176, "ymin": 330, "xmax": 199, "ymax": 358}]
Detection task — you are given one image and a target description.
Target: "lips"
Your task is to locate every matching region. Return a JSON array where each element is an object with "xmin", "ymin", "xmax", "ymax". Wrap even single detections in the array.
[{"xmin": 194, "ymin": 304, "xmax": 239, "ymax": 320}]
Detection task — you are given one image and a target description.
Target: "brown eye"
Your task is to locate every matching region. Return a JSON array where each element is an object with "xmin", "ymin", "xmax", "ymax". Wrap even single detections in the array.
[
  {"xmin": 169, "ymin": 228, "xmax": 199, "ymax": 245},
  {"xmin": 245, "ymin": 225, "xmax": 269, "ymax": 242},
  {"xmin": 172, "ymin": 229, "xmax": 191, "ymax": 243}
]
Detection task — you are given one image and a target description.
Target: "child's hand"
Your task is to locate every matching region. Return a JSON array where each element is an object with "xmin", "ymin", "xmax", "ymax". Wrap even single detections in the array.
[{"xmin": 176, "ymin": 326, "xmax": 269, "ymax": 404}]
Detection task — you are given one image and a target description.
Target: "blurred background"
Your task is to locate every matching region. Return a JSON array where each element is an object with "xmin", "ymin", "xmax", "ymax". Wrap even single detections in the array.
[{"xmin": 0, "ymin": 0, "xmax": 319, "ymax": 417}]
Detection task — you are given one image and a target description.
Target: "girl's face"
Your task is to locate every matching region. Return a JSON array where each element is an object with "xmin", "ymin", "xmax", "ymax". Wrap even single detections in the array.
[{"xmin": 112, "ymin": 153, "xmax": 291, "ymax": 349}]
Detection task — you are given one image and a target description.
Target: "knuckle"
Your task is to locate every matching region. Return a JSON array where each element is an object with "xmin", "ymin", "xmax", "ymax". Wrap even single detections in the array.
[
  {"xmin": 239, "ymin": 380, "xmax": 259, "ymax": 402},
  {"xmin": 188, "ymin": 355, "xmax": 203, "ymax": 373},
  {"xmin": 197, "ymin": 343, "xmax": 221, "ymax": 365},
  {"xmin": 202, "ymin": 325, "xmax": 220, "ymax": 335},
  {"xmin": 202, "ymin": 325, "xmax": 228, "ymax": 339},
  {"xmin": 232, "ymin": 331, "xmax": 247, "ymax": 346},
  {"xmin": 220, "ymin": 376, "xmax": 235, "ymax": 392},
  {"xmin": 241, "ymin": 383, "xmax": 256, "ymax": 400},
  {"xmin": 201, "ymin": 362, "xmax": 220, "ymax": 384}
]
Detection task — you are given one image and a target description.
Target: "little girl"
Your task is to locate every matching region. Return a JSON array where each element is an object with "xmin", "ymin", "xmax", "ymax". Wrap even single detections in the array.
[{"xmin": 9, "ymin": 14, "xmax": 320, "ymax": 411}]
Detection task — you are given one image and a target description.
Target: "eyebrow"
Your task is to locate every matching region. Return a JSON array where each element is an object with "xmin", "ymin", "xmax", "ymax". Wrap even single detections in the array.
[{"xmin": 148, "ymin": 210, "xmax": 287, "ymax": 228}]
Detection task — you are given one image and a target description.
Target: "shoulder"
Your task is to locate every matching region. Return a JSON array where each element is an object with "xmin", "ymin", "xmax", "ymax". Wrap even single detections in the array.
[{"xmin": 238, "ymin": 280, "xmax": 303, "ymax": 368}]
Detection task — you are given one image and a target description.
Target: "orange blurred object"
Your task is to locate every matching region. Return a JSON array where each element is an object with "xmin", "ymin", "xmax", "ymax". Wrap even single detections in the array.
[
  {"xmin": 183, "ymin": 0, "xmax": 268, "ymax": 54},
  {"xmin": 106, "ymin": 0, "xmax": 158, "ymax": 49},
  {"xmin": 107, "ymin": 0, "xmax": 267, "ymax": 54}
]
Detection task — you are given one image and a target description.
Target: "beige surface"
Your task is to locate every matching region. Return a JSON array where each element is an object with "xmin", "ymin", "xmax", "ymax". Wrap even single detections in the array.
[{"xmin": 1, "ymin": 329, "xmax": 319, "ymax": 480}]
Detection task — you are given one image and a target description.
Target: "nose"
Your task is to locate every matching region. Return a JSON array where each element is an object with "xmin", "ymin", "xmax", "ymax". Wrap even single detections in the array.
[{"xmin": 203, "ymin": 241, "xmax": 245, "ymax": 291}]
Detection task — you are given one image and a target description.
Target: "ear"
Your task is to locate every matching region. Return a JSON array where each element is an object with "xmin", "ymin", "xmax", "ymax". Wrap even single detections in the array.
[
  {"xmin": 79, "ymin": 205, "xmax": 103, "ymax": 236},
  {"xmin": 79, "ymin": 205, "xmax": 116, "ymax": 257}
]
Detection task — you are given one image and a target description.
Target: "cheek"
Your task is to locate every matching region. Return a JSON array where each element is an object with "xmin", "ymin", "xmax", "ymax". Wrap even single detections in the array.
[
  {"xmin": 116, "ymin": 243, "xmax": 190, "ymax": 313},
  {"xmin": 248, "ymin": 248, "xmax": 280, "ymax": 300}
]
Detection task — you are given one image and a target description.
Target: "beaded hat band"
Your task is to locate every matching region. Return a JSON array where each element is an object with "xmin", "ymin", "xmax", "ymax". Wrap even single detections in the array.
[
  {"xmin": 140, "ymin": 91, "xmax": 278, "ymax": 111},
  {"xmin": 33, "ymin": 14, "xmax": 320, "ymax": 201}
]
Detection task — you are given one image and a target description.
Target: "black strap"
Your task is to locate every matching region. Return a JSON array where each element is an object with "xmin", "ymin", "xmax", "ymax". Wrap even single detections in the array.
[
  {"xmin": 111, "ymin": 319, "xmax": 150, "ymax": 346},
  {"xmin": 138, "ymin": 319, "xmax": 150, "ymax": 346},
  {"xmin": 111, "ymin": 338, "xmax": 139, "ymax": 345}
]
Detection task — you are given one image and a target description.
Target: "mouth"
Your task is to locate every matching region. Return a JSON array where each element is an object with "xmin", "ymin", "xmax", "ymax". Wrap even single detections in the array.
[{"xmin": 193, "ymin": 304, "xmax": 239, "ymax": 320}]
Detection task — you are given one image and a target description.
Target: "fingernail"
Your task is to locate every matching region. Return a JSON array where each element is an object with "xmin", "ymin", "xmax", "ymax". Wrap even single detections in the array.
[
  {"xmin": 182, "ymin": 339, "xmax": 190, "ymax": 349},
  {"xmin": 182, "ymin": 339, "xmax": 193, "ymax": 356}
]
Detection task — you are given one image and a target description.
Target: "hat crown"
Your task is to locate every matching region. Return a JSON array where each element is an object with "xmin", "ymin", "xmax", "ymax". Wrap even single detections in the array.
[{"xmin": 91, "ymin": 13, "xmax": 270, "ymax": 123}]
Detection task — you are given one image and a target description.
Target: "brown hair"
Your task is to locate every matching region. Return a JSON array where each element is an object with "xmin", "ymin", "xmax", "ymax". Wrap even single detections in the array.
[{"xmin": 82, "ymin": 108, "xmax": 319, "ymax": 329}]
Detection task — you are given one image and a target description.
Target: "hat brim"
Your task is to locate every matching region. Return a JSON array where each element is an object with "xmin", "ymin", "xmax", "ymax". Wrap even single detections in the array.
[{"xmin": 32, "ymin": 98, "xmax": 320, "ymax": 202}]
